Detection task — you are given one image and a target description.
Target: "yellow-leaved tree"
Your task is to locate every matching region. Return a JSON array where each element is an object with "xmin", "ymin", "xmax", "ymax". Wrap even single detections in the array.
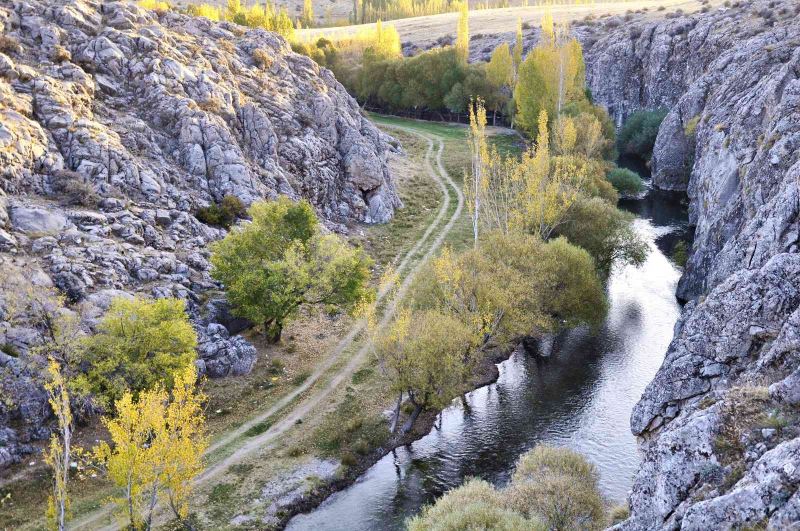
[
  {"xmin": 487, "ymin": 43, "xmax": 514, "ymax": 91},
  {"xmin": 43, "ymin": 358, "xmax": 72, "ymax": 531},
  {"xmin": 302, "ymin": 0, "xmax": 314, "ymax": 27},
  {"xmin": 466, "ymin": 98, "xmax": 489, "ymax": 247},
  {"xmin": 455, "ymin": 1, "xmax": 469, "ymax": 65},
  {"xmin": 513, "ymin": 16, "xmax": 523, "ymax": 76},
  {"xmin": 94, "ymin": 365, "xmax": 207, "ymax": 530},
  {"xmin": 514, "ymin": 17, "xmax": 586, "ymax": 137}
]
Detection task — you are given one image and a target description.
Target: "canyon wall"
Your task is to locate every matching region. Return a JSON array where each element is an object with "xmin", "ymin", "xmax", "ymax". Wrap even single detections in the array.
[{"xmin": 584, "ymin": 2, "xmax": 800, "ymax": 529}]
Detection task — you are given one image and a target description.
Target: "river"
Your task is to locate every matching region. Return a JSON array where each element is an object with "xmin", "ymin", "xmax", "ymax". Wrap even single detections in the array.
[{"xmin": 287, "ymin": 185, "xmax": 688, "ymax": 531}]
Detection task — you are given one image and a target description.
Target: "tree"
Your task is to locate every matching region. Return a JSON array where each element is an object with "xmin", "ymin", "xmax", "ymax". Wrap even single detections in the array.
[
  {"xmin": 455, "ymin": 1, "xmax": 469, "ymax": 65},
  {"xmin": 43, "ymin": 358, "xmax": 72, "ymax": 531},
  {"xmin": 94, "ymin": 366, "xmax": 206, "ymax": 530},
  {"xmin": 554, "ymin": 196, "xmax": 648, "ymax": 275},
  {"xmin": 512, "ymin": 17, "xmax": 523, "ymax": 75},
  {"xmin": 76, "ymin": 297, "xmax": 197, "ymax": 408},
  {"xmin": 302, "ymin": 0, "xmax": 314, "ymax": 27},
  {"xmin": 376, "ymin": 308, "xmax": 474, "ymax": 433},
  {"xmin": 514, "ymin": 20, "xmax": 586, "ymax": 137},
  {"xmin": 541, "ymin": 9, "xmax": 554, "ymax": 44},
  {"xmin": 514, "ymin": 46, "xmax": 556, "ymax": 137},
  {"xmin": 487, "ymin": 43, "xmax": 513, "ymax": 90},
  {"xmin": 467, "ymin": 98, "xmax": 489, "ymax": 247},
  {"xmin": 210, "ymin": 198, "xmax": 374, "ymax": 342}
]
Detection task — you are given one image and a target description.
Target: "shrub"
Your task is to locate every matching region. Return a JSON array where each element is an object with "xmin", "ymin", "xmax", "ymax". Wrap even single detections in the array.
[
  {"xmin": 406, "ymin": 447, "xmax": 605, "ymax": 530},
  {"xmin": 672, "ymin": 240, "xmax": 689, "ymax": 267},
  {"xmin": 195, "ymin": 194, "xmax": 246, "ymax": 229},
  {"xmin": 684, "ymin": 115, "xmax": 701, "ymax": 137},
  {"xmin": 407, "ymin": 479, "xmax": 542, "ymax": 531},
  {"xmin": 51, "ymin": 170, "xmax": 99, "ymax": 207},
  {"xmin": 252, "ymin": 48, "xmax": 273, "ymax": 70},
  {"xmin": 0, "ymin": 35, "xmax": 21, "ymax": 55},
  {"xmin": 507, "ymin": 446, "xmax": 606, "ymax": 530},
  {"xmin": 610, "ymin": 504, "xmax": 630, "ymax": 524},
  {"xmin": 51, "ymin": 45, "xmax": 71, "ymax": 63},
  {"xmin": 0, "ymin": 342, "xmax": 19, "ymax": 358},
  {"xmin": 606, "ymin": 167, "xmax": 644, "ymax": 195},
  {"xmin": 73, "ymin": 297, "xmax": 197, "ymax": 408},
  {"xmin": 617, "ymin": 108, "xmax": 668, "ymax": 160}
]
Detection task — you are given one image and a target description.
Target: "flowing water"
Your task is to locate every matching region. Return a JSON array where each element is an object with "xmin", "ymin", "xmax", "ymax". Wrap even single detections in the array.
[{"xmin": 287, "ymin": 185, "xmax": 688, "ymax": 531}]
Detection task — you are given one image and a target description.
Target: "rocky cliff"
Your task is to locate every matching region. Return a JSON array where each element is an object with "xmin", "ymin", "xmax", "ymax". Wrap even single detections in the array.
[
  {"xmin": 583, "ymin": 2, "xmax": 800, "ymax": 529},
  {"xmin": 0, "ymin": 0, "xmax": 399, "ymax": 469}
]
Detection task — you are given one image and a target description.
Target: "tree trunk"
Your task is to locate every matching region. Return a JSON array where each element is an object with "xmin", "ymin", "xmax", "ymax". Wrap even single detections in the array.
[
  {"xmin": 390, "ymin": 391, "xmax": 403, "ymax": 433},
  {"xmin": 401, "ymin": 403, "xmax": 423, "ymax": 434},
  {"xmin": 264, "ymin": 320, "xmax": 282, "ymax": 343},
  {"xmin": 461, "ymin": 393, "xmax": 471, "ymax": 412}
]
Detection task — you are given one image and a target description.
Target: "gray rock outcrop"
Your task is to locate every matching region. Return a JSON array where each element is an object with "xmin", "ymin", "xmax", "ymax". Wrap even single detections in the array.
[
  {"xmin": 579, "ymin": 2, "xmax": 800, "ymax": 529},
  {"xmin": 0, "ymin": 0, "xmax": 399, "ymax": 469}
]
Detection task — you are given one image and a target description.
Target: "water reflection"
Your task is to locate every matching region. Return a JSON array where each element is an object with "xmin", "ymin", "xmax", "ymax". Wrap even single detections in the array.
[{"xmin": 287, "ymin": 194, "xmax": 684, "ymax": 531}]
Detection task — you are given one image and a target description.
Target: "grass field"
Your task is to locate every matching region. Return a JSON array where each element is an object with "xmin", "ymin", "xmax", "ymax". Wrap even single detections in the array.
[{"xmin": 298, "ymin": 0, "xmax": 718, "ymax": 47}]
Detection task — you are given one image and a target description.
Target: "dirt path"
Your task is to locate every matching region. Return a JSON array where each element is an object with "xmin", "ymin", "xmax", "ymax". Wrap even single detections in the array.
[{"xmin": 73, "ymin": 124, "xmax": 464, "ymax": 530}]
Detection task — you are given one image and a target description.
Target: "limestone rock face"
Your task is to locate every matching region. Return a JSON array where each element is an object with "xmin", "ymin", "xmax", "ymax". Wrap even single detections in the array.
[
  {"xmin": 0, "ymin": 0, "xmax": 399, "ymax": 468},
  {"xmin": 581, "ymin": 2, "xmax": 800, "ymax": 529}
]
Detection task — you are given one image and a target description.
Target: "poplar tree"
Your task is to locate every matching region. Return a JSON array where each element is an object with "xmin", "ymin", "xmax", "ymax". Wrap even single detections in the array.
[
  {"xmin": 467, "ymin": 99, "xmax": 489, "ymax": 247},
  {"xmin": 95, "ymin": 366, "xmax": 207, "ymax": 530},
  {"xmin": 44, "ymin": 359, "xmax": 72, "ymax": 531},
  {"xmin": 302, "ymin": 0, "xmax": 314, "ymax": 27},
  {"xmin": 456, "ymin": 1, "xmax": 469, "ymax": 65},
  {"xmin": 513, "ymin": 17, "xmax": 524, "ymax": 75},
  {"xmin": 487, "ymin": 43, "xmax": 514, "ymax": 89}
]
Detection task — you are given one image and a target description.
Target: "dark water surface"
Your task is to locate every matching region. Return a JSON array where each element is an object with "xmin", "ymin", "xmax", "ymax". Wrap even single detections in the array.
[{"xmin": 287, "ymin": 188, "xmax": 687, "ymax": 531}]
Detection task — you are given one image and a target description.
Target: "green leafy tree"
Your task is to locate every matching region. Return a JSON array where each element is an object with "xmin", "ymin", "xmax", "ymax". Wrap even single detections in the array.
[
  {"xmin": 487, "ymin": 43, "xmax": 514, "ymax": 90},
  {"xmin": 210, "ymin": 198, "xmax": 374, "ymax": 342},
  {"xmin": 76, "ymin": 297, "xmax": 197, "ymax": 408},
  {"xmin": 617, "ymin": 108, "xmax": 668, "ymax": 160},
  {"xmin": 554, "ymin": 196, "xmax": 648, "ymax": 275}
]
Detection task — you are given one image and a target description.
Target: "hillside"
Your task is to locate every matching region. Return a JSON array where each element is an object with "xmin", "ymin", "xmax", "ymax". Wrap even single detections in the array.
[
  {"xmin": 585, "ymin": 2, "xmax": 800, "ymax": 528},
  {"xmin": 0, "ymin": 0, "xmax": 398, "ymax": 469}
]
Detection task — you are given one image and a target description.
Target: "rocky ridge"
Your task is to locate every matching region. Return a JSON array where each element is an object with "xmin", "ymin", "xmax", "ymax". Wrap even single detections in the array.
[
  {"xmin": 0, "ymin": 0, "xmax": 399, "ymax": 469},
  {"xmin": 581, "ymin": 2, "xmax": 800, "ymax": 529}
]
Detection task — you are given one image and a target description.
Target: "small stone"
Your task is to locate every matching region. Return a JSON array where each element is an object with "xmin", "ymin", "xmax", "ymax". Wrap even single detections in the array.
[{"xmin": 761, "ymin": 428, "xmax": 777, "ymax": 440}]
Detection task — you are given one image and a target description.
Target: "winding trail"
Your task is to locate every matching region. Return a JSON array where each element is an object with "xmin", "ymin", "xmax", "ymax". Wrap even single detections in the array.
[{"xmin": 72, "ymin": 123, "xmax": 464, "ymax": 530}]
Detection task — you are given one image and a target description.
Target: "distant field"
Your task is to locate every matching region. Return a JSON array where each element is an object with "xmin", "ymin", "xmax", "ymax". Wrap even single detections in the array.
[{"xmin": 298, "ymin": 0, "xmax": 717, "ymax": 46}]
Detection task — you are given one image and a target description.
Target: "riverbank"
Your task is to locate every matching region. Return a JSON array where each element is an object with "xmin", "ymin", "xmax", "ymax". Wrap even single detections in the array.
[
  {"xmin": 286, "ymin": 182, "xmax": 686, "ymax": 530},
  {"xmin": 275, "ymin": 346, "xmax": 511, "ymax": 528}
]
